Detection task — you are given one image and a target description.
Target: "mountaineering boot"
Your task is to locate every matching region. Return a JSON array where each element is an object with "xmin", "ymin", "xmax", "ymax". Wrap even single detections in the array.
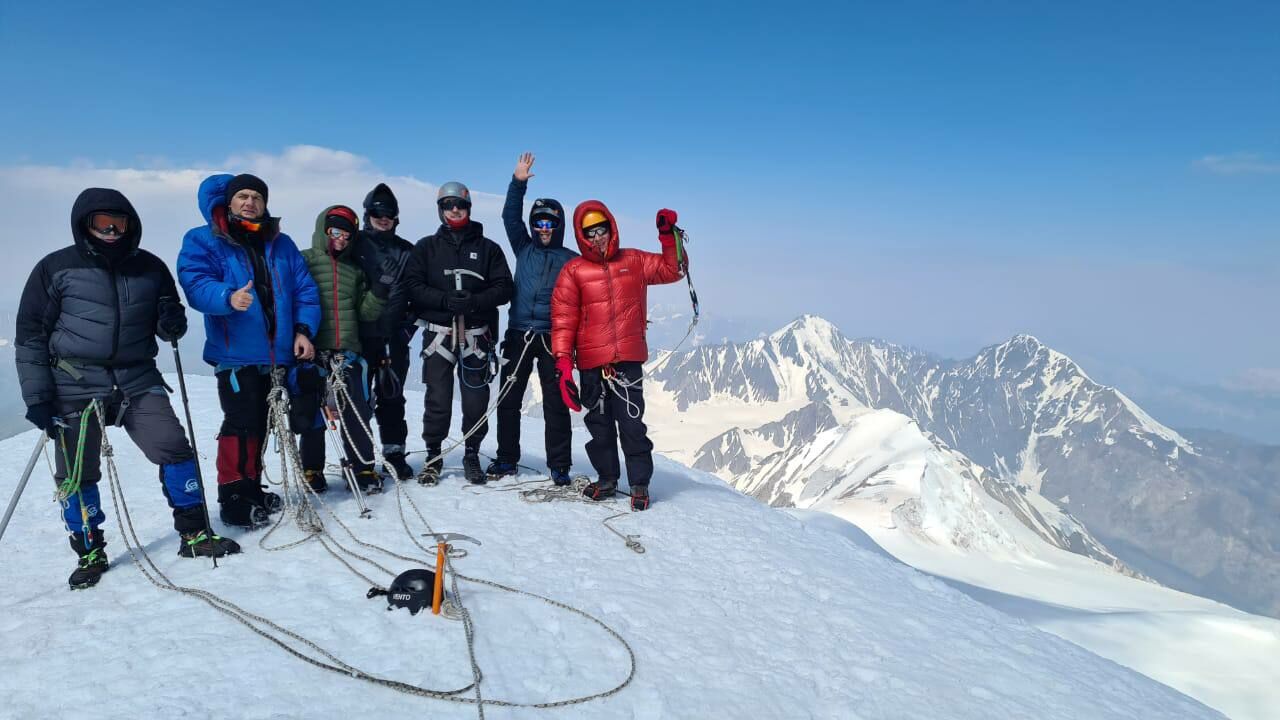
[
  {"xmin": 218, "ymin": 479, "xmax": 271, "ymax": 529},
  {"xmin": 630, "ymin": 485, "xmax": 651, "ymax": 511},
  {"xmin": 463, "ymin": 451, "xmax": 486, "ymax": 485},
  {"xmin": 486, "ymin": 460, "xmax": 518, "ymax": 481},
  {"xmin": 247, "ymin": 481, "xmax": 283, "ymax": 514},
  {"xmin": 178, "ymin": 530, "xmax": 242, "ymax": 558},
  {"xmin": 549, "ymin": 467, "xmax": 572, "ymax": 487},
  {"xmin": 357, "ymin": 470, "xmax": 384, "ymax": 495},
  {"xmin": 303, "ymin": 469, "xmax": 328, "ymax": 494},
  {"xmin": 416, "ymin": 448, "xmax": 443, "ymax": 486},
  {"xmin": 386, "ymin": 451, "xmax": 413, "ymax": 482},
  {"xmin": 68, "ymin": 530, "xmax": 109, "ymax": 590},
  {"xmin": 583, "ymin": 478, "xmax": 618, "ymax": 501}
]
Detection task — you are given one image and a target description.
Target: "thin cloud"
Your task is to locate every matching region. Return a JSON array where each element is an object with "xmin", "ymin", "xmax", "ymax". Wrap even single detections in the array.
[
  {"xmin": 1193, "ymin": 152, "xmax": 1280, "ymax": 176},
  {"xmin": 1224, "ymin": 368, "xmax": 1280, "ymax": 396}
]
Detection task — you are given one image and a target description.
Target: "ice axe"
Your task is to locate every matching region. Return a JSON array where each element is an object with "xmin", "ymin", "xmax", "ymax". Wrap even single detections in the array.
[
  {"xmin": 442, "ymin": 268, "xmax": 485, "ymax": 353},
  {"xmin": 423, "ymin": 532, "xmax": 481, "ymax": 615}
]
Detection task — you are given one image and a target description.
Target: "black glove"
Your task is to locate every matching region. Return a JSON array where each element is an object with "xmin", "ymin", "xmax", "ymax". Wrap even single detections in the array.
[
  {"xmin": 446, "ymin": 290, "xmax": 475, "ymax": 314},
  {"xmin": 25, "ymin": 402, "xmax": 59, "ymax": 437},
  {"xmin": 378, "ymin": 254, "xmax": 402, "ymax": 287},
  {"xmin": 157, "ymin": 302, "xmax": 188, "ymax": 341}
]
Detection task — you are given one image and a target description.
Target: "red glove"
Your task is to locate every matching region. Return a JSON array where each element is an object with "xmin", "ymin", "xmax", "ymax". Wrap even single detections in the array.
[
  {"xmin": 656, "ymin": 208, "xmax": 678, "ymax": 236},
  {"xmin": 555, "ymin": 356, "xmax": 582, "ymax": 412}
]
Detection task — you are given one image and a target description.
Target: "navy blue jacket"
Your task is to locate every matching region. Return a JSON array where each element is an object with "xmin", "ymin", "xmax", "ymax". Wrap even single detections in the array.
[{"xmin": 501, "ymin": 178, "xmax": 577, "ymax": 333}]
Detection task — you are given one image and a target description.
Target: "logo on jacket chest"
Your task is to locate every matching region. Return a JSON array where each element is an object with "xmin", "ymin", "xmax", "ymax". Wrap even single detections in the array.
[{"xmin": 470, "ymin": 252, "xmax": 478, "ymax": 260}]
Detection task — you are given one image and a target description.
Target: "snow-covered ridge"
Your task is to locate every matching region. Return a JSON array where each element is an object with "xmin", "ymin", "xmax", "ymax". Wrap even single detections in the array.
[{"xmin": 0, "ymin": 378, "xmax": 1220, "ymax": 719}]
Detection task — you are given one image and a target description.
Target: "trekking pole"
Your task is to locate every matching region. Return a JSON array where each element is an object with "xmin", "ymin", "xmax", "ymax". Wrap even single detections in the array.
[
  {"xmin": 324, "ymin": 405, "xmax": 371, "ymax": 518},
  {"xmin": 171, "ymin": 339, "xmax": 220, "ymax": 568},
  {"xmin": 0, "ymin": 433, "xmax": 50, "ymax": 546}
]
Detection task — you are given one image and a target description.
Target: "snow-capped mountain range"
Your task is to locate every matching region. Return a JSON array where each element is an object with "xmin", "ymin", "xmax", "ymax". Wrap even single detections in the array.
[{"xmin": 644, "ymin": 315, "xmax": 1280, "ymax": 618}]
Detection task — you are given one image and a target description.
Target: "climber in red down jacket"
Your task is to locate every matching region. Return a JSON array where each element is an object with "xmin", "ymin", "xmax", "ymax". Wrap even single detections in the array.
[{"xmin": 549, "ymin": 200, "xmax": 686, "ymax": 511}]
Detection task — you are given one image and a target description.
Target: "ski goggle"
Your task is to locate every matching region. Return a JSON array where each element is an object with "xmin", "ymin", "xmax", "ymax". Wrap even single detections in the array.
[
  {"xmin": 327, "ymin": 227, "xmax": 351, "ymax": 240},
  {"xmin": 439, "ymin": 198, "xmax": 471, "ymax": 212},
  {"xmin": 583, "ymin": 224, "xmax": 611, "ymax": 239},
  {"xmin": 533, "ymin": 219, "xmax": 557, "ymax": 231},
  {"xmin": 88, "ymin": 212, "xmax": 129, "ymax": 237},
  {"xmin": 368, "ymin": 207, "xmax": 397, "ymax": 220}
]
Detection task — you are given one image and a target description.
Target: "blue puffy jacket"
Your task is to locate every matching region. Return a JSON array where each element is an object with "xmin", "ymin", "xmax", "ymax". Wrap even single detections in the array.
[
  {"xmin": 177, "ymin": 174, "xmax": 321, "ymax": 367},
  {"xmin": 502, "ymin": 178, "xmax": 577, "ymax": 333}
]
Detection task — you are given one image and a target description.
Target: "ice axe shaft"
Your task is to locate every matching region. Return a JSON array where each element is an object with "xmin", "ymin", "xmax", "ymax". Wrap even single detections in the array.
[{"xmin": 426, "ymin": 532, "xmax": 480, "ymax": 615}]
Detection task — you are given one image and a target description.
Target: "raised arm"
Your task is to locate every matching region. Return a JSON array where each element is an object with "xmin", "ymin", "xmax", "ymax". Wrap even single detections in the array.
[
  {"xmin": 640, "ymin": 208, "xmax": 686, "ymax": 286},
  {"xmin": 502, "ymin": 152, "xmax": 536, "ymax": 254}
]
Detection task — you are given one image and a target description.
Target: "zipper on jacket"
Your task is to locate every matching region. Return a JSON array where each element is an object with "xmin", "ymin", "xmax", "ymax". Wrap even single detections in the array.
[
  {"xmin": 109, "ymin": 267, "xmax": 121, "ymax": 362},
  {"xmin": 331, "ymin": 256, "xmax": 341, "ymax": 348},
  {"xmin": 603, "ymin": 258, "xmax": 619, "ymax": 363}
]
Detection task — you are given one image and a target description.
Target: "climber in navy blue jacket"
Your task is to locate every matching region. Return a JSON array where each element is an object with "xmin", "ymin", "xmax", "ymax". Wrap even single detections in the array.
[{"xmin": 487, "ymin": 153, "xmax": 578, "ymax": 484}]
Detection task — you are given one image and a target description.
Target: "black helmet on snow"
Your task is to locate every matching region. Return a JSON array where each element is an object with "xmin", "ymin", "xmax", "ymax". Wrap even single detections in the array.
[{"xmin": 386, "ymin": 568, "xmax": 436, "ymax": 615}]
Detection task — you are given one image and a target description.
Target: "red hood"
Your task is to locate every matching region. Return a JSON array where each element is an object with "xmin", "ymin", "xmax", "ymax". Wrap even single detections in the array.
[{"xmin": 573, "ymin": 199, "xmax": 619, "ymax": 262}]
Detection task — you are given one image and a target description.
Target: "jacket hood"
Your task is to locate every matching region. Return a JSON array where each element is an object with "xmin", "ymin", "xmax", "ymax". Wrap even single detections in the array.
[
  {"xmin": 362, "ymin": 183, "xmax": 399, "ymax": 219},
  {"xmin": 529, "ymin": 197, "xmax": 566, "ymax": 249},
  {"xmin": 71, "ymin": 187, "xmax": 142, "ymax": 256},
  {"xmin": 572, "ymin": 200, "xmax": 619, "ymax": 262},
  {"xmin": 312, "ymin": 205, "xmax": 359, "ymax": 258},
  {"xmin": 198, "ymin": 173, "xmax": 233, "ymax": 224}
]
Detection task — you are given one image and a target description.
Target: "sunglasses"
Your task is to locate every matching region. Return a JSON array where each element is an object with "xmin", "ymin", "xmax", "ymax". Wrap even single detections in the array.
[
  {"xmin": 368, "ymin": 208, "xmax": 397, "ymax": 220},
  {"xmin": 327, "ymin": 227, "xmax": 351, "ymax": 240},
  {"xmin": 88, "ymin": 212, "xmax": 129, "ymax": 237},
  {"xmin": 533, "ymin": 219, "xmax": 557, "ymax": 231},
  {"xmin": 440, "ymin": 198, "xmax": 470, "ymax": 212},
  {"xmin": 583, "ymin": 224, "xmax": 611, "ymax": 239}
]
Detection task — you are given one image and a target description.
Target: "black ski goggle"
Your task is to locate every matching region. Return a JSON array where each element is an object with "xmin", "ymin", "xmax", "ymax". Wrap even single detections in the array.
[
  {"xmin": 88, "ymin": 212, "xmax": 129, "ymax": 237},
  {"xmin": 439, "ymin": 198, "xmax": 470, "ymax": 212},
  {"xmin": 368, "ymin": 205, "xmax": 397, "ymax": 220}
]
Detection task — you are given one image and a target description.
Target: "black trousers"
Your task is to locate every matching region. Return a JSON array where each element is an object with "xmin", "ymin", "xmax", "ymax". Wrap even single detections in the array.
[
  {"xmin": 300, "ymin": 363, "xmax": 376, "ymax": 474},
  {"xmin": 580, "ymin": 361, "xmax": 653, "ymax": 487},
  {"xmin": 421, "ymin": 334, "xmax": 492, "ymax": 451},
  {"xmin": 361, "ymin": 337, "xmax": 410, "ymax": 453},
  {"xmin": 495, "ymin": 329, "xmax": 572, "ymax": 469}
]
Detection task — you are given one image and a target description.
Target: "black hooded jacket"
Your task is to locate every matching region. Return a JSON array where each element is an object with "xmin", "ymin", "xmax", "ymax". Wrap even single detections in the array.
[
  {"xmin": 15, "ymin": 188, "xmax": 185, "ymax": 405},
  {"xmin": 402, "ymin": 221, "xmax": 513, "ymax": 335},
  {"xmin": 353, "ymin": 183, "xmax": 414, "ymax": 342},
  {"xmin": 501, "ymin": 177, "xmax": 577, "ymax": 333}
]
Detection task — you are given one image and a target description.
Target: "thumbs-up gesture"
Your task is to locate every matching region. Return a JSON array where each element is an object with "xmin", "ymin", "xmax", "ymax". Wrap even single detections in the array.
[{"xmin": 230, "ymin": 280, "xmax": 254, "ymax": 311}]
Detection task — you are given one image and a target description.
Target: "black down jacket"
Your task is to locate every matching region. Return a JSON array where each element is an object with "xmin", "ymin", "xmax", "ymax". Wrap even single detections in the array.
[{"xmin": 15, "ymin": 188, "xmax": 186, "ymax": 405}]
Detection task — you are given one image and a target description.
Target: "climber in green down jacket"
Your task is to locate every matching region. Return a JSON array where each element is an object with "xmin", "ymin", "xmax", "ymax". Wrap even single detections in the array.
[{"xmin": 297, "ymin": 205, "xmax": 386, "ymax": 494}]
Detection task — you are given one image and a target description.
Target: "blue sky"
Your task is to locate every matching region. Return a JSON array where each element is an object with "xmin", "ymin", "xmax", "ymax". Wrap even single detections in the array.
[{"xmin": 1, "ymin": 1, "xmax": 1277, "ymax": 396}]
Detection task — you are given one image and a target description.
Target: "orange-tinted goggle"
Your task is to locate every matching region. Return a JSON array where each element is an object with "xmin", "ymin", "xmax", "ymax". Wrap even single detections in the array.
[{"xmin": 88, "ymin": 212, "xmax": 129, "ymax": 237}]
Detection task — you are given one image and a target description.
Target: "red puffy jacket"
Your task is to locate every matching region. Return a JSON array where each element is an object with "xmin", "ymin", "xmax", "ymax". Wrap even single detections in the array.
[{"xmin": 551, "ymin": 200, "xmax": 685, "ymax": 370}]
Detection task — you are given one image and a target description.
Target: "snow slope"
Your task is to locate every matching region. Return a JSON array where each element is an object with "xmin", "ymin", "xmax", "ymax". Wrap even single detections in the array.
[{"xmin": 0, "ymin": 376, "xmax": 1218, "ymax": 719}]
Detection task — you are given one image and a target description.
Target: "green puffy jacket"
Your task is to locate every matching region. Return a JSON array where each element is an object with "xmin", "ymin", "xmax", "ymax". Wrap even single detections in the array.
[{"xmin": 301, "ymin": 206, "xmax": 384, "ymax": 353}]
